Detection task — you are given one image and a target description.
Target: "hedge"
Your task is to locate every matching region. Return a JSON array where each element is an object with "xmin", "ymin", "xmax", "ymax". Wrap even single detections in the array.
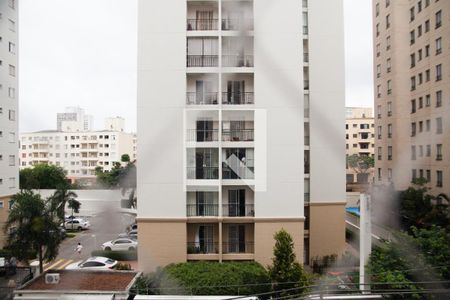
[
  {"xmin": 91, "ymin": 250, "xmax": 137, "ymax": 261},
  {"xmin": 133, "ymin": 261, "xmax": 271, "ymax": 296}
]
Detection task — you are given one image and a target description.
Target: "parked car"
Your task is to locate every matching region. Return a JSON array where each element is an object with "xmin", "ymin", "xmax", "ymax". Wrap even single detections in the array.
[
  {"xmin": 66, "ymin": 256, "xmax": 118, "ymax": 270},
  {"xmin": 102, "ymin": 238, "xmax": 138, "ymax": 251},
  {"xmin": 65, "ymin": 218, "xmax": 90, "ymax": 231},
  {"xmin": 118, "ymin": 229, "xmax": 137, "ymax": 239},
  {"xmin": 65, "ymin": 215, "xmax": 77, "ymax": 222},
  {"xmin": 127, "ymin": 223, "xmax": 137, "ymax": 232}
]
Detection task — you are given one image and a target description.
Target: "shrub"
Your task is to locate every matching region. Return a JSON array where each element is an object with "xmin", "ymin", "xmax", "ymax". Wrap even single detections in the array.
[
  {"xmin": 91, "ymin": 250, "xmax": 137, "ymax": 261},
  {"xmin": 135, "ymin": 262, "xmax": 271, "ymax": 296}
]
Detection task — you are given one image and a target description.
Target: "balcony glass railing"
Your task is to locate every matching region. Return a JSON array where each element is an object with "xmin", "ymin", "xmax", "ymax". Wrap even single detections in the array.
[
  {"xmin": 222, "ymin": 241, "xmax": 254, "ymax": 254},
  {"xmin": 186, "ymin": 129, "xmax": 219, "ymax": 142},
  {"xmin": 186, "ymin": 204, "xmax": 219, "ymax": 217},
  {"xmin": 222, "ymin": 92, "xmax": 254, "ymax": 105},
  {"xmin": 221, "ymin": 18, "xmax": 253, "ymax": 31},
  {"xmin": 187, "ymin": 19, "xmax": 218, "ymax": 31},
  {"xmin": 186, "ymin": 92, "xmax": 218, "ymax": 105},
  {"xmin": 222, "ymin": 129, "xmax": 254, "ymax": 142},
  {"xmin": 222, "ymin": 204, "xmax": 255, "ymax": 217},
  {"xmin": 187, "ymin": 167, "xmax": 219, "ymax": 180},
  {"xmin": 222, "ymin": 55, "xmax": 254, "ymax": 67},
  {"xmin": 187, "ymin": 242, "xmax": 219, "ymax": 254},
  {"xmin": 222, "ymin": 165, "xmax": 254, "ymax": 180},
  {"xmin": 187, "ymin": 55, "xmax": 219, "ymax": 67}
]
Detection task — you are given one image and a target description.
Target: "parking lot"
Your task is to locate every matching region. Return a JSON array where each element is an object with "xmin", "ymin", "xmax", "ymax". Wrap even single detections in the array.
[{"xmin": 42, "ymin": 210, "xmax": 135, "ymax": 271}]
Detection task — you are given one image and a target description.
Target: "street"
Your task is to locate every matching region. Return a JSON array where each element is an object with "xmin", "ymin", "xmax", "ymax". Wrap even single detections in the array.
[{"xmin": 42, "ymin": 210, "xmax": 135, "ymax": 271}]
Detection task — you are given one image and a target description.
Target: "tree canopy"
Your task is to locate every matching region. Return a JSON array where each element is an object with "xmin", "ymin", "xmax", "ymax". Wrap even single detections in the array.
[
  {"xmin": 346, "ymin": 154, "xmax": 374, "ymax": 174},
  {"xmin": 20, "ymin": 164, "xmax": 70, "ymax": 190}
]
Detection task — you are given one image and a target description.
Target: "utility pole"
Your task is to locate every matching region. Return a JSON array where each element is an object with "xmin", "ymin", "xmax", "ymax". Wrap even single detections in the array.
[{"xmin": 359, "ymin": 193, "xmax": 372, "ymax": 292}]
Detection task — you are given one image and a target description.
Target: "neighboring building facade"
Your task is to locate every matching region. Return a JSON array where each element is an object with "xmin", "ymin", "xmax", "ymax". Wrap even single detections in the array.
[
  {"xmin": 19, "ymin": 130, "xmax": 135, "ymax": 184},
  {"xmin": 346, "ymin": 107, "xmax": 375, "ymax": 184},
  {"xmin": 105, "ymin": 116, "xmax": 126, "ymax": 132},
  {"xmin": 57, "ymin": 106, "xmax": 93, "ymax": 132},
  {"xmin": 0, "ymin": 0, "xmax": 18, "ymax": 248},
  {"xmin": 373, "ymin": 0, "xmax": 450, "ymax": 194},
  {"xmin": 137, "ymin": 0, "xmax": 346, "ymax": 272}
]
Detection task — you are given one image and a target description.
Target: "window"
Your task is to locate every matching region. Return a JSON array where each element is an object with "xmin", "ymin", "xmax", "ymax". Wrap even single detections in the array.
[
  {"xmin": 436, "ymin": 117, "xmax": 443, "ymax": 134},
  {"xmin": 412, "ymin": 146, "xmax": 417, "ymax": 160},
  {"xmin": 8, "ymin": 110, "xmax": 15, "ymax": 121},
  {"xmin": 435, "ymin": 10, "xmax": 442, "ymax": 28},
  {"xmin": 377, "ymin": 126, "xmax": 382, "ymax": 139},
  {"xmin": 387, "ymin": 80, "xmax": 392, "ymax": 94},
  {"xmin": 386, "ymin": 36, "xmax": 391, "ymax": 50},
  {"xmin": 426, "ymin": 170, "xmax": 431, "ymax": 182},
  {"xmin": 411, "ymin": 122, "xmax": 416, "ymax": 137},
  {"xmin": 419, "ymin": 145, "xmax": 424, "ymax": 157},
  {"xmin": 412, "ymin": 169, "xmax": 417, "ymax": 181},
  {"xmin": 425, "ymin": 44, "xmax": 430, "ymax": 57},
  {"xmin": 419, "ymin": 97, "xmax": 423, "ymax": 108},
  {"xmin": 376, "ymin": 3, "xmax": 380, "ymax": 16},
  {"xmin": 418, "ymin": 73, "xmax": 423, "ymax": 84},
  {"xmin": 8, "ymin": 42, "xmax": 15, "ymax": 54},
  {"xmin": 410, "ymin": 53, "xmax": 416, "ymax": 68},
  {"xmin": 418, "ymin": 0, "xmax": 422, "ymax": 12},
  {"xmin": 425, "ymin": 69, "xmax": 430, "ymax": 82},
  {"xmin": 388, "ymin": 146, "xmax": 393, "ymax": 160},
  {"xmin": 410, "ymin": 30, "xmax": 415, "ymax": 45},
  {"xmin": 418, "ymin": 49, "xmax": 423, "ymax": 61},
  {"xmin": 436, "ymin": 37, "xmax": 442, "ymax": 55},
  {"xmin": 417, "ymin": 25, "xmax": 422, "ymax": 37},
  {"xmin": 436, "ymin": 91, "xmax": 442, "ymax": 107},
  {"xmin": 8, "ymin": 155, "xmax": 15, "ymax": 166},
  {"xmin": 8, "ymin": 0, "xmax": 15, "ymax": 9},
  {"xmin": 410, "ymin": 76, "xmax": 416, "ymax": 91},
  {"xmin": 377, "ymin": 105, "xmax": 382, "ymax": 118},
  {"xmin": 377, "ymin": 147, "xmax": 382, "ymax": 160},
  {"xmin": 386, "ymin": 14, "xmax": 390, "ymax": 29},
  {"xmin": 378, "ymin": 168, "xmax": 382, "ymax": 181},
  {"xmin": 410, "ymin": 7, "xmax": 415, "ymax": 22},
  {"xmin": 386, "ymin": 58, "xmax": 391, "ymax": 72},
  {"xmin": 376, "ymin": 43, "xmax": 380, "ymax": 57},
  {"xmin": 426, "ymin": 119, "xmax": 431, "ymax": 131},
  {"xmin": 8, "ymin": 19, "xmax": 15, "ymax": 32},
  {"xmin": 436, "ymin": 171, "xmax": 443, "ymax": 187},
  {"xmin": 387, "ymin": 102, "xmax": 392, "ymax": 116},
  {"xmin": 8, "ymin": 87, "xmax": 15, "ymax": 99},
  {"xmin": 435, "ymin": 64, "xmax": 442, "ymax": 81},
  {"xmin": 377, "ymin": 64, "xmax": 381, "ymax": 77},
  {"xmin": 9, "ymin": 65, "xmax": 15, "ymax": 77},
  {"xmin": 8, "ymin": 132, "xmax": 15, "ymax": 143},
  {"xmin": 9, "ymin": 178, "xmax": 15, "ymax": 189},
  {"xmin": 419, "ymin": 121, "xmax": 423, "ymax": 132},
  {"xmin": 388, "ymin": 124, "xmax": 392, "ymax": 138},
  {"xmin": 386, "ymin": 0, "xmax": 390, "ymax": 7},
  {"xmin": 426, "ymin": 144, "xmax": 431, "ymax": 157},
  {"xmin": 426, "ymin": 94, "xmax": 431, "ymax": 106},
  {"xmin": 376, "ymin": 23, "xmax": 380, "ymax": 37},
  {"xmin": 377, "ymin": 85, "xmax": 381, "ymax": 98},
  {"xmin": 425, "ymin": 20, "xmax": 430, "ymax": 32},
  {"xmin": 436, "ymin": 144, "xmax": 443, "ymax": 160}
]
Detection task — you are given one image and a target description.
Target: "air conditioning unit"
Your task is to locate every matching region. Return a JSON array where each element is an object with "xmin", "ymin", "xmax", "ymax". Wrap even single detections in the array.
[{"xmin": 45, "ymin": 273, "xmax": 60, "ymax": 285}]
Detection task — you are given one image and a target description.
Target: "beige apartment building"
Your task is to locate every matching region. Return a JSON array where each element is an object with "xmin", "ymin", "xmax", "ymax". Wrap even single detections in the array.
[
  {"xmin": 346, "ymin": 107, "xmax": 375, "ymax": 185},
  {"xmin": 373, "ymin": 0, "xmax": 450, "ymax": 194}
]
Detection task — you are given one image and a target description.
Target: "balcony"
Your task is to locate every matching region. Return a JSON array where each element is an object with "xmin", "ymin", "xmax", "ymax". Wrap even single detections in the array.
[
  {"xmin": 187, "ymin": 242, "xmax": 219, "ymax": 254},
  {"xmin": 187, "ymin": 204, "xmax": 219, "ymax": 217},
  {"xmin": 187, "ymin": 167, "xmax": 219, "ymax": 180},
  {"xmin": 187, "ymin": 55, "xmax": 219, "ymax": 67},
  {"xmin": 221, "ymin": 18, "xmax": 253, "ymax": 31},
  {"xmin": 222, "ymin": 92, "xmax": 254, "ymax": 105},
  {"xmin": 222, "ymin": 241, "xmax": 254, "ymax": 254},
  {"xmin": 222, "ymin": 55, "xmax": 253, "ymax": 68},
  {"xmin": 222, "ymin": 204, "xmax": 254, "ymax": 217},
  {"xmin": 223, "ymin": 165, "xmax": 254, "ymax": 180},
  {"xmin": 222, "ymin": 129, "xmax": 254, "ymax": 142},
  {"xmin": 186, "ymin": 92, "xmax": 218, "ymax": 105},
  {"xmin": 186, "ymin": 129, "xmax": 219, "ymax": 142},
  {"xmin": 187, "ymin": 19, "xmax": 218, "ymax": 31}
]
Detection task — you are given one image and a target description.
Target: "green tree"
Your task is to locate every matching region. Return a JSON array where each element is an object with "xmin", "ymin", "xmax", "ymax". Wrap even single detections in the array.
[
  {"xmin": 49, "ymin": 188, "xmax": 80, "ymax": 226},
  {"xmin": 5, "ymin": 190, "xmax": 62, "ymax": 274},
  {"xmin": 121, "ymin": 154, "xmax": 131, "ymax": 163},
  {"xmin": 399, "ymin": 180, "xmax": 449, "ymax": 230},
  {"xmin": 347, "ymin": 154, "xmax": 374, "ymax": 175},
  {"xmin": 20, "ymin": 164, "xmax": 70, "ymax": 190},
  {"xmin": 268, "ymin": 229, "xmax": 310, "ymax": 296}
]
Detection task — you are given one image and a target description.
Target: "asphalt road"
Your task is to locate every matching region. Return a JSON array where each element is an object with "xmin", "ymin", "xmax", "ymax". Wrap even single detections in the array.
[{"xmin": 42, "ymin": 210, "xmax": 135, "ymax": 271}]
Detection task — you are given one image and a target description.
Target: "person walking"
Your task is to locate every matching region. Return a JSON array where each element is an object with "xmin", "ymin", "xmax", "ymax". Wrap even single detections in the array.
[{"xmin": 75, "ymin": 242, "xmax": 83, "ymax": 256}]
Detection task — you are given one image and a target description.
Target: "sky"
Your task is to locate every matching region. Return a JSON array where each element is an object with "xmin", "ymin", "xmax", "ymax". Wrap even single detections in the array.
[{"xmin": 19, "ymin": 0, "xmax": 373, "ymax": 133}]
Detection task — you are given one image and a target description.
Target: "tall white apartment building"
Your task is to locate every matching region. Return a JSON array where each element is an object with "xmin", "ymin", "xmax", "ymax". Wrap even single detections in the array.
[
  {"xmin": 0, "ymin": 0, "xmax": 18, "ymax": 247},
  {"xmin": 19, "ymin": 130, "xmax": 135, "ymax": 184},
  {"xmin": 57, "ymin": 106, "xmax": 93, "ymax": 132},
  {"xmin": 137, "ymin": 0, "xmax": 346, "ymax": 272}
]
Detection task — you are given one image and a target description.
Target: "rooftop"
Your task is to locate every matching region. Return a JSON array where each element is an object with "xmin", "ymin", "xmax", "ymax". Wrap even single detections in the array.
[{"xmin": 17, "ymin": 270, "xmax": 140, "ymax": 292}]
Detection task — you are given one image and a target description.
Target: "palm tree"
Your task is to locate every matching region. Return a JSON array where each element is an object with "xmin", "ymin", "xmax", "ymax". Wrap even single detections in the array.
[
  {"xmin": 5, "ymin": 190, "xmax": 62, "ymax": 274},
  {"xmin": 50, "ymin": 188, "xmax": 79, "ymax": 225}
]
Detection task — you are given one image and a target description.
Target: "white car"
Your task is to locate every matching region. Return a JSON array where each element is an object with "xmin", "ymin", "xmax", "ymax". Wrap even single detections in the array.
[
  {"xmin": 102, "ymin": 238, "xmax": 138, "ymax": 251},
  {"xmin": 66, "ymin": 256, "xmax": 117, "ymax": 270},
  {"xmin": 65, "ymin": 218, "xmax": 90, "ymax": 231},
  {"xmin": 118, "ymin": 229, "xmax": 137, "ymax": 239}
]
